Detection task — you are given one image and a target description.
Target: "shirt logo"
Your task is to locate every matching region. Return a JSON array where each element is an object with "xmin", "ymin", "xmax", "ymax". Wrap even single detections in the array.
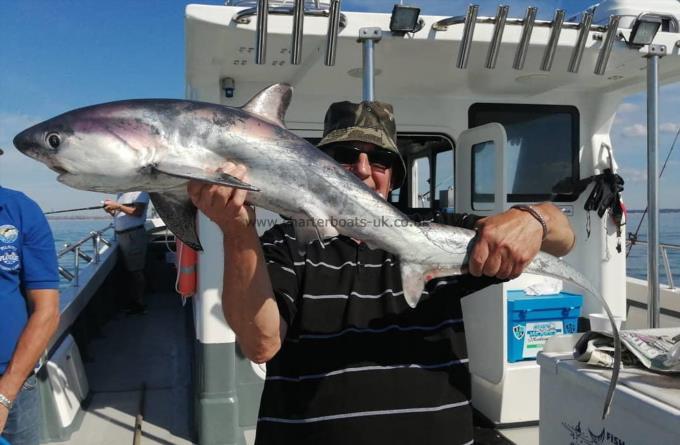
[
  {"xmin": 0, "ymin": 225, "xmax": 18, "ymax": 243},
  {"xmin": 0, "ymin": 245, "xmax": 20, "ymax": 271}
]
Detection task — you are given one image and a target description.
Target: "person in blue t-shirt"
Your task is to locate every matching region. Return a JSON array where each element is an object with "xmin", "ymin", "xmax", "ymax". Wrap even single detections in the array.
[{"xmin": 0, "ymin": 174, "xmax": 60, "ymax": 445}]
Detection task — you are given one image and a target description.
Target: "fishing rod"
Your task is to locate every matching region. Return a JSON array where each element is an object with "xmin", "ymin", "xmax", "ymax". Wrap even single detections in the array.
[
  {"xmin": 44, "ymin": 204, "xmax": 105, "ymax": 215},
  {"xmin": 626, "ymin": 125, "xmax": 680, "ymax": 257}
]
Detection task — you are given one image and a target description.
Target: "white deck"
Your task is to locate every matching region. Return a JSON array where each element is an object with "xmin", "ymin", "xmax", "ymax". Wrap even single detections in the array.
[{"xmin": 59, "ymin": 291, "xmax": 195, "ymax": 445}]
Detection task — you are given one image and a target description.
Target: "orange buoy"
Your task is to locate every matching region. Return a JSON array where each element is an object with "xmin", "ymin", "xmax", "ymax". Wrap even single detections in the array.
[{"xmin": 175, "ymin": 240, "xmax": 198, "ymax": 298}]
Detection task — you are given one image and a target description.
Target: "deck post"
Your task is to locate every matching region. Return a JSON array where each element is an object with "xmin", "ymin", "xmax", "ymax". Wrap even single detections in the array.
[
  {"xmin": 358, "ymin": 27, "xmax": 382, "ymax": 101},
  {"xmin": 645, "ymin": 45, "xmax": 666, "ymax": 328}
]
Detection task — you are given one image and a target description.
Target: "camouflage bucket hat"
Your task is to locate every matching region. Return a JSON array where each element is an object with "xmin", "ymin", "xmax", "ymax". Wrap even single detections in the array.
[{"xmin": 318, "ymin": 101, "xmax": 406, "ymax": 188}]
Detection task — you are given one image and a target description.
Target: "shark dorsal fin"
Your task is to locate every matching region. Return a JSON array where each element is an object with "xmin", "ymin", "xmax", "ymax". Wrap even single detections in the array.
[{"xmin": 241, "ymin": 83, "xmax": 293, "ymax": 128}]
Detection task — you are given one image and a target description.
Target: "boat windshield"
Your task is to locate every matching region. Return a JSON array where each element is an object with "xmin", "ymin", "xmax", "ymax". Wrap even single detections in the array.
[{"xmin": 470, "ymin": 103, "xmax": 580, "ymax": 204}]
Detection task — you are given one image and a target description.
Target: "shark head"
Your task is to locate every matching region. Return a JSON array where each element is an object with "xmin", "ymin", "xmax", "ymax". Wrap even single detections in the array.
[{"xmin": 13, "ymin": 101, "xmax": 168, "ymax": 192}]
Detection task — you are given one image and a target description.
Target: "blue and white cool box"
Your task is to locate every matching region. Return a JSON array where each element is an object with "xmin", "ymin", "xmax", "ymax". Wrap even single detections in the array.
[{"xmin": 507, "ymin": 291, "xmax": 583, "ymax": 362}]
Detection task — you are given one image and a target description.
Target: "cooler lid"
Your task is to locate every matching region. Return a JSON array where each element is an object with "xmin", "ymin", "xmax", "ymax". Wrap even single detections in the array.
[{"xmin": 507, "ymin": 290, "xmax": 583, "ymax": 311}]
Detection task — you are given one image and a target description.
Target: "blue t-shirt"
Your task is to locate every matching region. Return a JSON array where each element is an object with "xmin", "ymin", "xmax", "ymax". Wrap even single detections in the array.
[{"xmin": 0, "ymin": 187, "xmax": 59, "ymax": 374}]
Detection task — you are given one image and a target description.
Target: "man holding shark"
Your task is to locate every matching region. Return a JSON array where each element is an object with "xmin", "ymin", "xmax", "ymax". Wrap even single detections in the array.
[{"xmin": 188, "ymin": 100, "xmax": 575, "ymax": 445}]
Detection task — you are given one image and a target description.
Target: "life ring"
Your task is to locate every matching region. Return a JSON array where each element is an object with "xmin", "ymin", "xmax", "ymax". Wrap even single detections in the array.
[{"xmin": 175, "ymin": 240, "xmax": 198, "ymax": 298}]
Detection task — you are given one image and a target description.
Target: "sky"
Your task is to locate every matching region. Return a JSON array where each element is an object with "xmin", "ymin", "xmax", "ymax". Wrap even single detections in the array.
[{"xmin": 1, "ymin": 0, "xmax": 678, "ymax": 216}]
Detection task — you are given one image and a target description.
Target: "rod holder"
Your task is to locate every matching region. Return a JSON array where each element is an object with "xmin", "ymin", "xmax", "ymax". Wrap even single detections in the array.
[
  {"xmin": 325, "ymin": 0, "xmax": 342, "ymax": 66},
  {"xmin": 77, "ymin": 250, "xmax": 93, "ymax": 263},
  {"xmin": 457, "ymin": 4, "xmax": 479, "ymax": 69},
  {"xmin": 93, "ymin": 233, "xmax": 101, "ymax": 264},
  {"xmin": 568, "ymin": 12, "xmax": 594, "ymax": 73},
  {"xmin": 486, "ymin": 5, "xmax": 509, "ymax": 69},
  {"xmin": 594, "ymin": 15, "xmax": 621, "ymax": 75},
  {"xmin": 541, "ymin": 9, "xmax": 565, "ymax": 71},
  {"xmin": 59, "ymin": 266, "xmax": 74, "ymax": 281},
  {"xmin": 255, "ymin": 0, "xmax": 269, "ymax": 64},
  {"xmin": 290, "ymin": 0, "xmax": 305, "ymax": 65},
  {"xmin": 74, "ymin": 246, "xmax": 80, "ymax": 287},
  {"xmin": 513, "ymin": 7, "xmax": 537, "ymax": 70}
]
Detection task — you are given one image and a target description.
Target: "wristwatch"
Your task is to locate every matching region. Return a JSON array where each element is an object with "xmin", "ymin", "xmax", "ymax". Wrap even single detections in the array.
[{"xmin": 0, "ymin": 392, "xmax": 12, "ymax": 410}]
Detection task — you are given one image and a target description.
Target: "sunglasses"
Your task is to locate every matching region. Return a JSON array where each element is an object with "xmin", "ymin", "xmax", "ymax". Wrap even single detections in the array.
[{"xmin": 322, "ymin": 144, "xmax": 396, "ymax": 170}]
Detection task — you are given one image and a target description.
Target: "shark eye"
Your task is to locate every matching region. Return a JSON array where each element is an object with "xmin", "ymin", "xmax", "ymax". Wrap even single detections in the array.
[{"xmin": 46, "ymin": 133, "xmax": 61, "ymax": 149}]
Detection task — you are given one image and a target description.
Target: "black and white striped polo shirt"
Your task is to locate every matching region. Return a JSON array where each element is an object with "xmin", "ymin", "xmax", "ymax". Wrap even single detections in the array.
[{"xmin": 255, "ymin": 217, "xmax": 499, "ymax": 445}]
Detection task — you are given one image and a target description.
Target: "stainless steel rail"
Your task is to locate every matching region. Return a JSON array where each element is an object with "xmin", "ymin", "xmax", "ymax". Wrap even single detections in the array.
[
  {"xmin": 513, "ymin": 7, "xmax": 537, "ymax": 70},
  {"xmin": 456, "ymin": 5, "xmax": 479, "ymax": 69},
  {"xmin": 568, "ymin": 11, "xmax": 593, "ymax": 73},
  {"xmin": 255, "ymin": 0, "xmax": 269, "ymax": 64},
  {"xmin": 233, "ymin": 1, "xmax": 347, "ymax": 66},
  {"xmin": 432, "ymin": 13, "xmax": 608, "ymax": 33},
  {"xmin": 58, "ymin": 224, "xmax": 114, "ymax": 287},
  {"xmin": 435, "ymin": 6, "xmax": 621, "ymax": 74},
  {"xmin": 627, "ymin": 237, "xmax": 679, "ymax": 290},
  {"xmin": 541, "ymin": 9, "xmax": 565, "ymax": 71},
  {"xmin": 232, "ymin": 4, "xmax": 347, "ymax": 26},
  {"xmin": 594, "ymin": 15, "xmax": 621, "ymax": 76}
]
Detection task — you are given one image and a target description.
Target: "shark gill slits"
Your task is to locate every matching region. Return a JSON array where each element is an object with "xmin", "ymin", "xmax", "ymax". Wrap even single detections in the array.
[{"xmin": 46, "ymin": 133, "xmax": 61, "ymax": 149}]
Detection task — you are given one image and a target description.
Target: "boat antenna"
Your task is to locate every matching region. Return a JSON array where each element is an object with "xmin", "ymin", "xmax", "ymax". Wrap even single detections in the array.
[{"xmin": 626, "ymin": 125, "xmax": 680, "ymax": 257}]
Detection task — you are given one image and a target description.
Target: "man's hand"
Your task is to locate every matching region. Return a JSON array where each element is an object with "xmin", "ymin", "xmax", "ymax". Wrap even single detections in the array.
[
  {"xmin": 469, "ymin": 208, "xmax": 545, "ymax": 280},
  {"xmin": 468, "ymin": 203, "xmax": 575, "ymax": 280},
  {"xmin": 187, "ymin": 162, "xmax": 254, "ymax": 231},
  {"xmin": 103, "ymin": 199, "xmax": 120, "ymax": 216}
]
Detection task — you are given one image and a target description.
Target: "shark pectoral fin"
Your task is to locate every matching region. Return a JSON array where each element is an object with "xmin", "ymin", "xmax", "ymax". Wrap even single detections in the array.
[
  {"xmin": 290, "ymin": 214, "xmax": 340, "ymax": 249},
  {"xmin": 153, "ymin": 164, "xmax": 260, "ymax": 192},
  {"xmin": 400, "ymin": 262, "xmax": 428, "ymax": 308},
  {"xmin": 149, "ymin": 191, "xmax": 202, "ymax": 251},
  {"xmin": 293, "ymin": 224, "xmax": 322, "ymax": 247}
]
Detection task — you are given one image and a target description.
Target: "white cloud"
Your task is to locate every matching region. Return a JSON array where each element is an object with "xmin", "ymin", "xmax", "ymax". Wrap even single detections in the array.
[
  {"xmin": 617, "ymin": 102, "xmax": 639, "ymax": 113},
  {"xmin": 622, "ymin": 124, "xmax": 646, "ymax": 137},
  {"xmin": 662, "ymin": 83, "xmax": 680, "ymax": 102},
  {"xmin": 660, "ymin": 123, "xmax": 680, "ymax": 134},
  {"xmin": 619, "ymin": 167, "xmax": 646, "ymax": 183}
]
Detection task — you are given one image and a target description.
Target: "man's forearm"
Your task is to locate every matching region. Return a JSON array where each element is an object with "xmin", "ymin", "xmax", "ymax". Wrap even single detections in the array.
[
  {"xmin": 117, "ymin": 203, "xmax": 145, "ymax": 217},
  {"xmin": 534, "ymin": 203, "xmax": 576, "ymax": 257},
  {"xmin": 221, "ymin": 225, "xmax": 283, "ymax": 363},
  {"xmin": 0, "ymin": 302, "xmax": 59, "ymax": 400}
]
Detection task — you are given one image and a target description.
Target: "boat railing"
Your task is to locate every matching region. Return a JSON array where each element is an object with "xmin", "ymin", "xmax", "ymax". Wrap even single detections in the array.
[
  {"xmin": 627, "ymin": 236, "xmax": 680, "ymax": 290},
  {"xmin": 432, "ymin": 6, "xmax": 620, "ymax": 74},
  {"xmin": 235, "ymin": 2, "xmax": 623, "ymax": 74},
  {"xmin": 232, "ymin": 1, "xmax": 344, "ymax": 25},
  {"xmin": 58, "ymin": 224, "xmax": 115, "ymax": 287},
  {"xmin": 231, "ymin": 0, "xmax": 345, "ymax": 66}
]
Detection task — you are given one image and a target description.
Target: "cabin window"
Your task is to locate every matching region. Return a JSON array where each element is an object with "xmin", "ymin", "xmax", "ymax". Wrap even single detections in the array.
[
  {"xmin": 393, "ymin": 134, "xmax": 455, "ymax": 215},
  {"xmin": 471, "ymin": 140, "xmax": 497, "ymax": 211},
  {"xmin": 304, "ymin": 134, "xmax": 455, "ymax": 215},
  {"xmin": 435, "ymin": 150, "xmax": 454, "ymax": 209},
  {"xmin": 469, "ymin": 104, "xmax": 579, "ymax": 202},
  {"xmin": 412, "ymin": 157, "xmax": 431, "ymax": 208}
]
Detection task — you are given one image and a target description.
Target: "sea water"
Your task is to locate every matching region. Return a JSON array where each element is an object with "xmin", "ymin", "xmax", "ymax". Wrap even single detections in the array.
[
  {"xmin": 48, "ymin": 218, "xmax": 113, "ymax": 289},
  {"xmin": 625, "ymin": 212, "xmax": 680, "ymax": 285},
  {"xmin": 47, "ymin": 212, "xmax": 680, "ymax": 285}
]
